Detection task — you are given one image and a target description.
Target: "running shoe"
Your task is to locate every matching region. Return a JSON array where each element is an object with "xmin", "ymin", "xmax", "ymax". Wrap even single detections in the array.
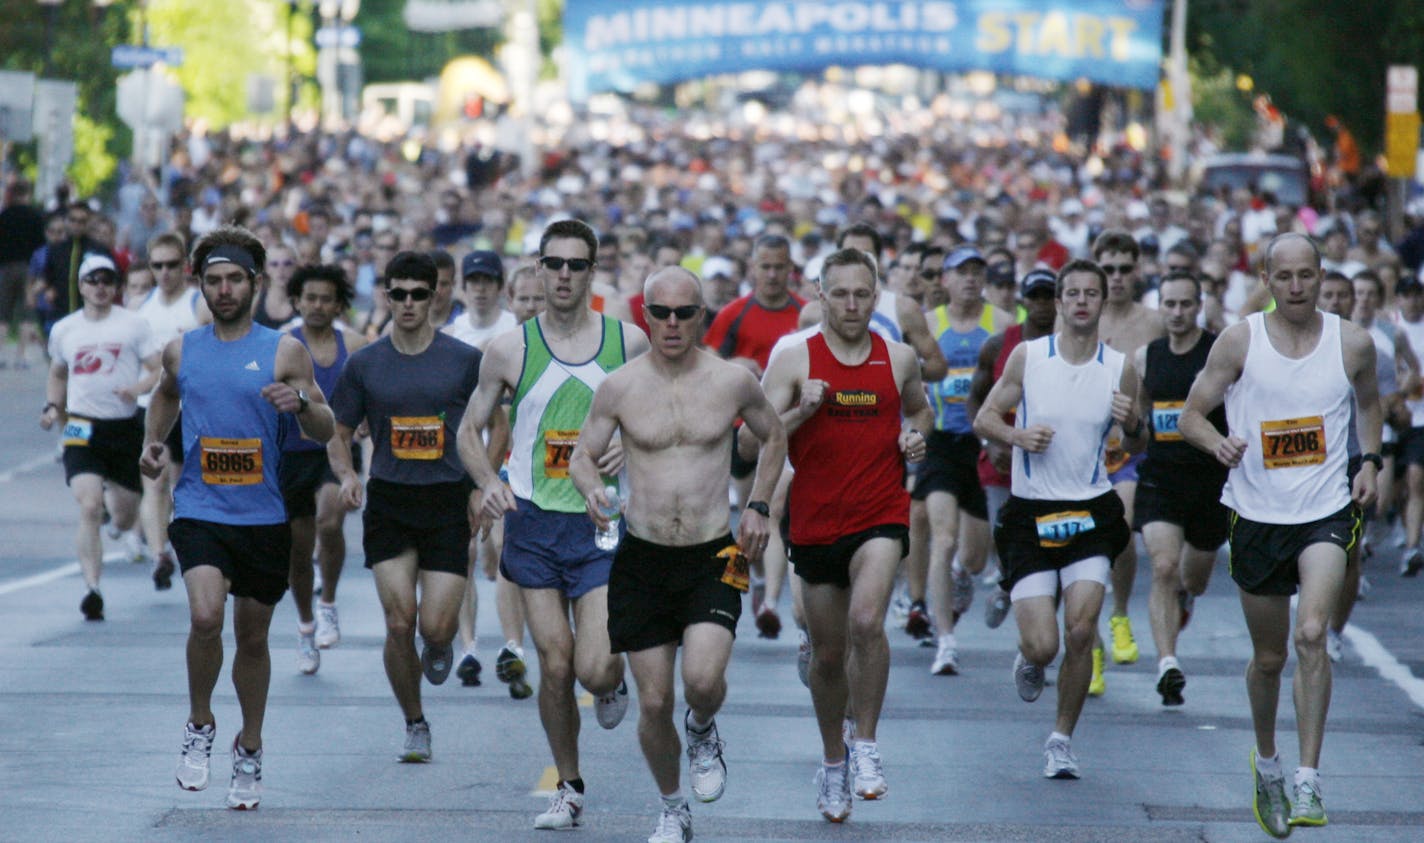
[
  {"xmin": 226, "ymin": 736, "xmax": 262, "ymax": 810},
  {"xmin": 984, "ymin": 588, "xmax": 1011, "ymax": 630},
  {"xmin": 175, "ymin": 721, "xmax": 215, "ymax": 791},
  {"xmin": 152, "ymin": 552, "xmax": 175, "ymax": 591},
  {"xmin": 315, "ymin": 602, "xmax": 340, "ymax": 648},
  {"xmin": 850, "ymin": 741, "xmax": 887, "ymax": 800},
  {"xmin": 420, "ymin": 638, "xmax": 454, "ymax": 685},
  {"xmin": 1325, "ymin": 629, "xmax": 1343, "ymax": 663},
  {"xmin": 796, "ymin": 629, "xmax": 812, "ymax": 688},
  {"xmin": 685, "ymin": 709, "xmax": 727, "ymax": 803},
  {"xmin": 1013, "ymin": 651, "xmax": 1044, "ymax": 702},
  {"xmin": 1088, "ymin": 646, "xmax": 1106, "ymax": 697},
  {"xmin": 1157, "ymin": 665, "xmax": 1186, "ymax": 706},
  {"xmin": 1357, "ymin": 573, "xmax": 1372, "ymax": 600},
  {"xmin": 297, "ymin": 630, "xmax": 320, "ymax": 676},
  {"xmin": 595, "ymin": 678, "xmax": 630, "ymax": 729},
  {"xmin": 889, "ymin": 588, "xmax": 911, "ymax": 623},
  {"xmin": 400, "ymin": 720, "xmax": 431, "ymax": 763},
  {"xmin": 1289, "ymin": 778, "xmax": 1327, "ymax": 827},
  {"xmin": 904, "ymin": 600, "xmax": 931, "ymax": 639},
  {"xmin": 1109, "ymin": 614, "xmax": 1139, "ymax": 664},
  {"xmin": 931, "ymin": 633, "xmax": 959, "ymax": 676},
  {"xmin": 755, "ymin": 605, "xmax": 782, "ymax": 639},
  {"xmin": 534, "ymin": 781, "xmax": 584, "ymax": 829},
  {"xmin": 1251, "ymin": 749, "xmax": 1292, "ymax": 838},
  {"xmin": 950, "ymin": 565, "xmax": 975, "ymax": 616},
  {"xmin": 1401, "ymin": 548, "xmax": 1423, "ymax": 577},
  {"xmin": 647, "ymin": 800, "xmax": 692, "ymax": 843},
  {"xmin": 496, "ymin": 641, "xmax": 533, "ymax": 699},
  {"xmin": 120, "ymin": 529, "xmax": 148, "ymax": 564},
  {"xmin": 80, "ymin": 589, "xmax": 103, "ymax": 621},
  {"xmin": 456, "ymin": 653, "xmax": 483, "ymax": 687},
  {"xmin": 814, "ymin": 753, "xmax": 853, "ymax": 823},
  {"xmin": 1177, "ymin": 588, "xmax": 1194, "ymax": 631},
  {"xmin": 1042, "ymin": 736, "xmax": 1079, "ymax": 779}
]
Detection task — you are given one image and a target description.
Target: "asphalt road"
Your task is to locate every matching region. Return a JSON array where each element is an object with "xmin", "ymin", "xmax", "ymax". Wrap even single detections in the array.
[{"xmin": 2, "ymin": 359, "xmax": 1422, "ymax": 842}]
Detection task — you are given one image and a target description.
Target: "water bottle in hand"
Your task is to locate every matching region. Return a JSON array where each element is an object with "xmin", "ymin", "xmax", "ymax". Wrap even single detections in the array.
[{"xmin": 594, "ymin": 486, "xmax": 621, "ymax": 551}]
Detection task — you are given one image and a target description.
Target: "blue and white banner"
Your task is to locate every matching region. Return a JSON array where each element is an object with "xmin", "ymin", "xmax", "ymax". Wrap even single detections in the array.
[{"xmin": 564, "ymin": 0, "xmax": 1165, "ymax": 99}]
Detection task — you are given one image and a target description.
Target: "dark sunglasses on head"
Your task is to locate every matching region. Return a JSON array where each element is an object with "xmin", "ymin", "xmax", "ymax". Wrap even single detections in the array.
[
  {"xmin": 1101, "ymin": 264, "xmax": 1134, "ymax": 276},
  {"xmin": 150, "ymin": 260, "xmax": 182, "ymax": 271},
  {"xmin": 645, "ymin": 304, "xmax": 701, "ymax": 321},
  {"xmin": 539, "ymin": 256, "xmax": 594, "ymax": 273},
  {"xmin": 387, "ymin": 287, "xmax": 433, "ymax": 302}
]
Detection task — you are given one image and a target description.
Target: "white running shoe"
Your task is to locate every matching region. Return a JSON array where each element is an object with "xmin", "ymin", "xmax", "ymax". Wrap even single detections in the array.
[
  {"xmin": 534, "ymin": 781, "xmax": 584, "ymax": 829},
  {"xmin": 175, "ymin": 722, "xmax": 215, "ymax": 791},
  {"xmin": 120, "ymin": 529, "xmax": 148, "ymax": 564},
  {"xmin": 1326, "ymin": 628, "xmax": 1343, "ymax": 662},
  {"xmin": 401, "ymin": 720, "xmax": 431, "ymax": 763},
  {"xmin": 931, "ymin": 633, "xmax": 959, "ymax": 676},
  {"xmin": 647, "ymin": 800, "xmax": 692, "ymax": 843},
  {"xmin": 226, "ymin": 736, "xmax": 263, "ymax": 809},
  {"xmin": 595, "ymin": 679, "xmax": 630, "ymax": 729},
  {"xmin": 850, "ymin": 741, "xmax": 887, "ymax": 799},
  {"xmin": 297, "ymin": 630, "xmax": 320, "ymax": 675},
  {"xmin": 950, "ymin": 564, "xmax": 975, "ymax": 616},
  {"xmin": 315, "ymin": 602, "xmax": 340, "ymax": 648},
  {"xmin": 796, "ymin": 629, "xmax": 812, "ymax": 689},
  {"xmin": 685, "ymin": 710, "xmax": 727, "ymax": 803},
  {"xmin": 1042, "ymin": 736, "xmax": 1079, "ymax": 779},
  {"xmin": 1014, "ymin": 651, "xmax": 1045, "ymax": 702},
  {"xmin": 815, "ymin": 757, "xmax": 853, "ymax": 823},
  {"xmin": 984, "ymin": 588, "xmax": 1011, "ymax": 629}
]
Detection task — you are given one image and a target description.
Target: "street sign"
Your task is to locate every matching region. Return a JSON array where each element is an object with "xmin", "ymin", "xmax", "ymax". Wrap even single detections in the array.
[
  {"xmin": 0, "ymin": 70, "xmax": 36, "ymax": 142},
  {"xmin": 32, "ymin": 79, "xmax": 76, "ymax": 202},
  {"xmin": 315, "ymin": 25, "xmax": 361, "ymax": 49},
  {"xmin": 1387, "ymin": 65, "xmax": 1417, "ymax": 114},
  {"xmin": 1385, "ymin": 111, "xmax": 1420, "ymax": 179},
  {"xmin": 111, "ymin": 45, "xmax": 184, "ymax": 69}
]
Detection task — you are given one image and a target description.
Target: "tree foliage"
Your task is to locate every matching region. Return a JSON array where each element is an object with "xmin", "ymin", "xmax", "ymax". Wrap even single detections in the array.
[{"xmin": 358, "ymin": 0, "xmax": 501, "ymax": 84}]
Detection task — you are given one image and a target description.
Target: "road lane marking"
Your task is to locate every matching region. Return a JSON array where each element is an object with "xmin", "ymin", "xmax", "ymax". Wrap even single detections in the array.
[
  {"xmin": 0, "ymin": 553, "xmax": 125, "ymax": 596},
  {"xmin": 531, "ymin": 765, "xmax": 559, "ymax": 797},
  {"xmin": 1344, "ymin": 623, "xmax": 1424, "ymax": 710},
  {"xmin": 0, "ymin": 454, "xmax": 53, "ymax": 484}
]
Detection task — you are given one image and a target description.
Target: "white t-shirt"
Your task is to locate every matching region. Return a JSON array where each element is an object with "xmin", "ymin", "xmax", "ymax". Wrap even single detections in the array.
[
  {"xmin": 134, "ymin": 286, "xmax": 202, "ymax": 408},
  {"xmin": 443, "ymin": 309, "xmax": 518, "ymax": 350},
  {"xmin": 48, "ymin": 306, "xmax": 161, "ymax": 420}
]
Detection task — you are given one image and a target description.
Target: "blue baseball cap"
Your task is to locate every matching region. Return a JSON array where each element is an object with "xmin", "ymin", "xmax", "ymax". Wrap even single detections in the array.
[
  {"xmin": 461, "ymin": 250, "xmax": 504, "ymax": 281},
  {"xmin": 942, "ymin": 245, "xmax": 986, "ymax": 270},
  {"xmin": 1021, "ymin": 268, "xmax": 1058, "ymax": 295}
]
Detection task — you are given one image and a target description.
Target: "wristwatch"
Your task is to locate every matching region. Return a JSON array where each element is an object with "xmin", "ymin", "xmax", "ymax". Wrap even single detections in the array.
[
  {"xmin": 1360, "ymin": 452, "xmax": 1383, "ymax": 471},
  {"xmin": 42, "ymin": 402, "xmax": 59, "ymax": 415},
  {"xmin": 296, "ymin": 389, "xmax": 310, "ymax": 415},
  {"xmin": 745, "ymin": 500, "xmax": 770, "ymax": 518}
]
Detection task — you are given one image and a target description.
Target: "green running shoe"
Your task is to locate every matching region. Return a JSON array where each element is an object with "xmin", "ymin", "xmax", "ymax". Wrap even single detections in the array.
[
  {"xmin": 1289, "ymin": 778, "xmax": 1327, "ymax": 827},
  {"xmin": 1251, "ymin": 749, "xmax": 1292, "ymax": 839}
]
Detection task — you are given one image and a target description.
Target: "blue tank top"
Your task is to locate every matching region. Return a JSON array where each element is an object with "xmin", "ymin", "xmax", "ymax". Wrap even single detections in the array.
[
  {"xmin": 285, "ymin": 326, "xmax": 348, "ymax": 453},
  {"xmin": 928, "ymin": 305, "xmax": 990, "ymax": 434},
  {"xmin": 175, "ymin": 325, "xmax": 288, "ymax": 525}
]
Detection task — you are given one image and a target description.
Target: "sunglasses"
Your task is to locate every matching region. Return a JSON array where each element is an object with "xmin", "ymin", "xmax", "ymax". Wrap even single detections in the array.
[
  {"xmin": 149, "ymin": 260, "xmax": 183, "ymax": 271},
  {"xmin": 918, "ymin": 269, "xmax": 941, "ymax": 280},
  {"xmin": 387, "ymin": 287, "xmax": 433, "ymax": 302},
  {"xmin": 1101, "ymin": 264, "xmax": 1134, "ymax": 276},
  {"xmin": 539, "ymin": 256, "xmax": 594, "ymax": 273},
  {"xmin": 82, "ymin": 275, "xmax": 121, "ymax": 287},
  {"xmin": 646, "ymin": 304, "xmax": 701, "ymax": 321}
]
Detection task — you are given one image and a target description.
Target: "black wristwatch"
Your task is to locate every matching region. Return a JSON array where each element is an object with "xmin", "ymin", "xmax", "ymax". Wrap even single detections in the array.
[
  {"xmin": 1360, "ymin": 452, "xmax": 1383, "ymax": 471},
  {"xmin": 745, "ymin": 501, "xmax": 770, "ymax": 518},
  {"xmin": 42, "ymin": 402, "xmax": 59, "ymax": 415},
  {"xmin": 296, "ymin": 389, "xmax": 310, "ymax": 415}
]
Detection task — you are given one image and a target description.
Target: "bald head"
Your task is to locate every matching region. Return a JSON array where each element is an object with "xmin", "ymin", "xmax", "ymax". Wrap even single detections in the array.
[
  {"xmin": 1264, "ymin": 231, "xmax": 1321, "ymax": 273},
  {"xmin": 643, "ymin": 265, "xmax": 703, "ymax": 306}
]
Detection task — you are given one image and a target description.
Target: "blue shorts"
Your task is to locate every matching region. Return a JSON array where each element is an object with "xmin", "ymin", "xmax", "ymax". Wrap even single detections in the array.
[
  {"xmin": 1108, "ymin": 450, "xmax": 1145, "ymax": 485},
  {"xmin": 500, "ymin": 497, "xmax": 615, "ymax": 599}
]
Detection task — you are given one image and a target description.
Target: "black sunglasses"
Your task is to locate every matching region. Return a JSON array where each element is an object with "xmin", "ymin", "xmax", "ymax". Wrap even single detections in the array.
[
  {"xmin": 646, "ymin": 304, "xmax": 701, "ymax": 321},
  {"xmin": 539, "ymin": 256, "xmax": 594, "ymax": 272},
  {"xmin": 1101, "ymin": 264, "xmax": 1134, "ymax": 276},
  {"xmin": 150, "ymin": 260, "xmax": 182, "ymax": 271},
  {"xmin": 387, "ymin": 287, "xmax": 433, "ymax": 302},
  {"xmin": 82, "ymin": 275, "xmax": 121, "ymax": 287}
]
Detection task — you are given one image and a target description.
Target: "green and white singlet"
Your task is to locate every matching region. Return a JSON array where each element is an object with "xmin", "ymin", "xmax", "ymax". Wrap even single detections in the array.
[{"xmin": 507, "ymin": 315, "xmax": 628, "ymax": 513}]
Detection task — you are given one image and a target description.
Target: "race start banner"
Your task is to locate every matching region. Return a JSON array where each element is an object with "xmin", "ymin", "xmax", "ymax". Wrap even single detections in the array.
[{"xmin": 564, "ymin": 0, "xmax": 1165, "ymax": 99}]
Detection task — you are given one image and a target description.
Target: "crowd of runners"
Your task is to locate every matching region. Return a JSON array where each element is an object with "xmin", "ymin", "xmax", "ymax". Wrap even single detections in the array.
[{"xmin": 4, "ymin": 108, "xmax": 1424, "ymax": 841}]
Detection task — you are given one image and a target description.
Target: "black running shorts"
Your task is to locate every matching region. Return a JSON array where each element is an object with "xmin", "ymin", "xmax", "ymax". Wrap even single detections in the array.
[
  {"xmin": 909, "ymin": 430, "xmax": 988, "ymax": 519},
  {"xmin": 362, "ymin": 478, "xmax": 471, "ymax": 575},
  {"xmin": 62, "ymin": 413, "xmax": 144, "ymax": 492},
  {"xmin": 169, "ymin": 518, "xmax": 291, "ymax": 606},
  {"xmin": 606, "ymin": 532, "xmax": 743, "ymax": 653},
  {"xmin": 1132, "ymin": 460, "xmax": 1229, "ymax": 551},
  {"xmin": 791, "ymin": 523, "xmax": 909, "ymax": 589},
  {"xmin": 994, "ymin": 491, "xmax": 1130, "ymax": 593},
  {"xmin": 1227, "ymin": 503, "xmax": 1359, "ymax": 596}
]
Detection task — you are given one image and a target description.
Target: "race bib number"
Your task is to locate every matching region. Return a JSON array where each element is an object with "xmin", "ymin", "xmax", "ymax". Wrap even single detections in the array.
[
  {"xmin": 62, "ymin": 418, "xmax": 93, "ymax": 447},
  {"xmin": 544, "ymin": 429, "xmax": 579, "ymax": 479},
  {"xmin": 716, "ymin": 545, "xmax": 750, "ymax": 592},
  {"xmin": 1260, "ymin": 416, "xmax": 1326, "ymax": 469},
  {"xmin": 391, "ymin": 416, "xmax": 443, "ymax": 460},
  {"xmin": 1103, "ymin": 436, "xmax": 1129, "ymax": 475},
  {"xmin": 200, "ymin": 437, "xmax": 262, "ymax": 485},
  {"xmin": 942, "ymin": 367, "xmax": 974, "ymax": 403},
  {"xmin": 1035, "ymin": 510, "xmax": 1096, "ymax": 548},
  {"xmin": 1152, "ymin": 401, "xmax": 1185, "ymax": 442}
]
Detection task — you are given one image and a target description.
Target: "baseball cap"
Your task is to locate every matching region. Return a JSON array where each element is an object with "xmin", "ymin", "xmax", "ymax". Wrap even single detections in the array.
[
  {"xmin": 942, "ymin": 245, "xmax": 986, "ymax": 270},
  {"xmin": 1060, "ymin": 198, "xmax": 1084, "ymax": 216},
  {"xmin": 461, "ymin": 250, "xmax": 504, "ymax": 281},
  {"xmin": 78, "ymin": 253, "xmax": 117, "ymax": 279},
  {"xmin": 701, "ymin": 256, "xmax": 736, "ymax": 280},
  {"xmin": 1021, "ymin": 268, "xmax": 1057, "ymax": 295},
  {"xmin": 1396, "ymin": 276, "xmax": 1424, "ymax": 296}
]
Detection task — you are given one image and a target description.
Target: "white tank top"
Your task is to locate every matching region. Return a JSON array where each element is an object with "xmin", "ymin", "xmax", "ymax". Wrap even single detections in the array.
[
  {"xmin": 1221, "ymin": 312, "xmax": 1352, "ymax": 523},
  {"xmin": 1397, "ymin": 316, "xmax": 1424, "ymax": 426},
  {"xmin": 1011, "ymin": 334, "xmax": 1124, "ymax": 501},
  {"xmin": 135, "ymin": 287, "xmax": 202, "ymax": 408}
]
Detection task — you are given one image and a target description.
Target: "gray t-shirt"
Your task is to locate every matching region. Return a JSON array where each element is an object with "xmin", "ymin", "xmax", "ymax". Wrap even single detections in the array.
[{"xmin": 333, "ymin": 332, "xmax": 481, "ymax": 485}]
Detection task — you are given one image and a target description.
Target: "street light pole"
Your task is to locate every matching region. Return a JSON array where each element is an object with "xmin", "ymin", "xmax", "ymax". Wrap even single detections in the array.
[{"xmin": 38, "ymin": 0, "xmax": 63, "ymax": 77}]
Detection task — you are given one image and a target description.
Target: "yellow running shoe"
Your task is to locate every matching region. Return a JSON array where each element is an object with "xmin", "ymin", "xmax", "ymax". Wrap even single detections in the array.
[
  {"xmin": 1088, "ymin": 646, "xmax": 1106, "ymax": 696},
  {"xmin": 1109, "ymin": 614, "xmax": 1140, "ymax": 664}
]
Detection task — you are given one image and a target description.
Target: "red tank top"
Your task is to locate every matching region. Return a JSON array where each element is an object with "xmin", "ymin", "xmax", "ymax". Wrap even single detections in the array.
[
  {"xmin": 976, "ymin": 324, "xmax": 1025, "ymax": 489},
  {"xmin": 789, "ymin": 332, "xmax": 909, "ymax": 544}
]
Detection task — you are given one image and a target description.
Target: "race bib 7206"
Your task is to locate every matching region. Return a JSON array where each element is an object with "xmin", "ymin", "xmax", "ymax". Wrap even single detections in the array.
[{"xmin": 1260, "ymin": 416, "xmax": 1325, "ymax": 469}]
